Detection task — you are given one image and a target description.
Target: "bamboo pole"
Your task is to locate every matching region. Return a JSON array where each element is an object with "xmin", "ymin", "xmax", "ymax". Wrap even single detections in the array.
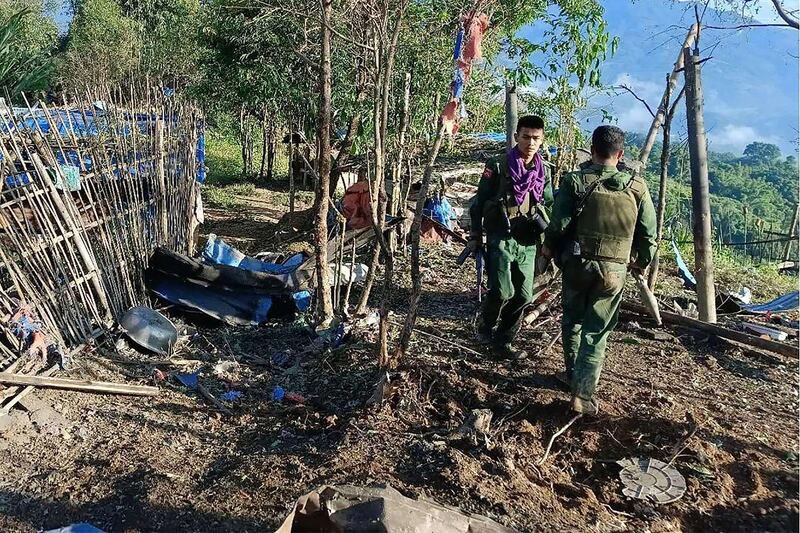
[
  {"xmin": 0, "ymin": 373, "xmax": 159, "ymax": 396},
  {"xmin": 638, "ymin": 24, "xmax": 698, "ymax": 165}
]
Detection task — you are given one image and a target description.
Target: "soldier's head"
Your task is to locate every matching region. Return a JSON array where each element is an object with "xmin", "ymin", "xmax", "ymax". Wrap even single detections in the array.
[
  {"xmin": 514, "ymin": 115, "xmax": 545, "ymax": 162},
  {"xmin": 591, "ymin": 125, "xmax": 625, "ymax": 165}
]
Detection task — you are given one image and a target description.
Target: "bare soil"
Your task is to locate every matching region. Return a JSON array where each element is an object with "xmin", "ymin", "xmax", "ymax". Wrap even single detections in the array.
[{"xmin": 0, "ymin": 185, "xmax": 797, "ymax": 533}]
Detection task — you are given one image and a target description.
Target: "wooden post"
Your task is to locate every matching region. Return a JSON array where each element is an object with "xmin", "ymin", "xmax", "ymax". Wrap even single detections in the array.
[
  {"xmin": 783, "ymin": 203, "xmax": 798, "ymax": 261},
  {"xmin": 683, "ymin": 46, "xmax": 716, "ymax": 323},
  {"xmin": 504, "ymin": 80, "xmax": 518, "ymax": 151},
  {"xmin": 155, "ymin": 119, "xmax": 169, "ymax": 246},
  {"xmin": 288, "ymin": 128, "xmax": 295, "ymax": 213},
  {"xmin": 638, "ymin": 24, "xmax": 698, "ymax": 164}
]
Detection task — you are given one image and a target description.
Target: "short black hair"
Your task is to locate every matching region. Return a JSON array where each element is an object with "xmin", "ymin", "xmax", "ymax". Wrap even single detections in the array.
[
  {"xmin": 516, "ymin": 115, "xmax": 544, "ymax": 132},
  {"xmin": 591, "ymin": 125, "xmax": 625, "ymax": 158}
]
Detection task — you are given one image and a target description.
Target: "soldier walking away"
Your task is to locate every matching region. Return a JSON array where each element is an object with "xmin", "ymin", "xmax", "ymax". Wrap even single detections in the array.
[
  {"xmin": 468, "ymin": 115, "xmax": 554, "ymax": 360},
  {"xmin": 542, "ymin": 125, "xmax": 657, "ymax": 415}
]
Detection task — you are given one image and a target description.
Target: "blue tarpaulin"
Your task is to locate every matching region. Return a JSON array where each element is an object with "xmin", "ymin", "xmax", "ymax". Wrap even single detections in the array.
[
  {"xmin": 671, "ymin": 239, "xmax": 697, "ymax": 290},
  {"xmin": 1, "ymin": 105, "xmax": 205, "ymax": 188},
  {"xmin": 423, "ymin": 197, "xmax": 455, "ymax": 229},
  {"xmin": 203, "ymin": 234, "xmax": 305, "ymax": 274},
  {"xmin": 743, "ymin": 291, "xmax": 799, "ymax": 314}
]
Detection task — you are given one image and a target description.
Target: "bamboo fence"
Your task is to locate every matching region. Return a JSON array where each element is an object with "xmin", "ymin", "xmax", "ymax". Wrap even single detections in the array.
[{"xmin": 0, "ymin": 86, "xmax": 203, "ymax": 356}]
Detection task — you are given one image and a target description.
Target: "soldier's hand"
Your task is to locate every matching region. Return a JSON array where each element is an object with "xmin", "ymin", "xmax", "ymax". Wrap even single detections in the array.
[
  {"xmin": 467, "ymin": 236, "xmax": 482, "ymax": 254},
  {"xmin": 628, "ymin": 262, "xmax": 645, "ymax": 276}
]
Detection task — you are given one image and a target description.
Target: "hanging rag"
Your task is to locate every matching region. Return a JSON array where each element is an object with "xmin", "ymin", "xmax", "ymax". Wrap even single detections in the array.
[
  {"xmin": 506, "ymin": 147, "xmax": 545, "ymax": 205},
  {"xmin": 461, "ymin": 13, "xmax": 489, "ymax": 62}
]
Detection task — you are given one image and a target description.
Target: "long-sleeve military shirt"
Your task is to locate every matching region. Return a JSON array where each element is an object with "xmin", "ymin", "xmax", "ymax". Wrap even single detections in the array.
[
  {"xmin": 469, "ymin": 153, "xmax": 554, "ymax": 238},
  {"xmin": 544, "ymin": 163, "xmax": 657, "ymax": 268}
]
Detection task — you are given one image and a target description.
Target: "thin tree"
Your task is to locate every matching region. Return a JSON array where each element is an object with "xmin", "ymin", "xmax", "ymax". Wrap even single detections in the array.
[{"xmin": 313, "ymin": 0, "xmax": 334, "ymax": 326}]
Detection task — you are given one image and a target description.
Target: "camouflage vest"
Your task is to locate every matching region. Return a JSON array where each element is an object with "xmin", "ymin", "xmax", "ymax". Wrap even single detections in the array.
[
  {"xmin": 481, "ymin": 158, "xmax": 535, "ymax": 235},
  {"xmin": 574, "ymin": 168, "xmax": 647, "ymax": 263}
]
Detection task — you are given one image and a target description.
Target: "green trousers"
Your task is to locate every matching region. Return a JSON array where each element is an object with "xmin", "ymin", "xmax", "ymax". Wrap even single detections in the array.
[
  {"xmin": 561, "ymin": 257, "xmax": 627, "ymax": 401},
  {"xmin": 478, "ymin": 236, "xmax": 536, "ymax": 345}
]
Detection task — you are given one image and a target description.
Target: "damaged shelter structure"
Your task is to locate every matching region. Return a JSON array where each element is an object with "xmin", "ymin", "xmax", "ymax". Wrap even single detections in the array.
[
  {"xmin": 0, "ymin": 89, "xmax": 208, "ymax": 405},
  {"xmin": 0, "ymin": 90, "xmax": 393, "ymax": 411}
]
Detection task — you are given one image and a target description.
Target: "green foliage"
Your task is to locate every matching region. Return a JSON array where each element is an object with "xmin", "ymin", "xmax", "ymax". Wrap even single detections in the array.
[
  {"xmin": 205, "ymin": 129, "xmax": 245, "ymax": 186},
  {"xmin": 60, "ymin": 0, "xmax": 141, "ymax": 90},
  {"xmin": 633, "ymin": 134, "xmax": 799, "ymax": 262},
  {"xmin": 0, "ymin": 5, "xmax": 57, "ymax": 95},
  {"xmin": 118, "ymin": 0, "xmax": 201, "ymax": 84}
]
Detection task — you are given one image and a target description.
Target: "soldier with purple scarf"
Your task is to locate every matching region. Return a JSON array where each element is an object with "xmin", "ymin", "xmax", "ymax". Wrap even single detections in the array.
[{"xmin": 468, "ymin": 115, "xmax": 553, "ymax": 359}]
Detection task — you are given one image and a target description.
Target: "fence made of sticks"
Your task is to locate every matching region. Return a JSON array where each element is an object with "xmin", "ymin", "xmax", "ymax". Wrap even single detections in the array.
[{"xmin": 0, "ymin": 87, "xmax": 203, "ymax": 352}]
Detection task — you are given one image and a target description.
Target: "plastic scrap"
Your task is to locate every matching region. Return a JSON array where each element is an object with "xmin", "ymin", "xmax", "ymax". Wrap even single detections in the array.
[
  {"xmin": 671, "ymin": 239, "xmax": 697, "ymax": 290},
  {"xmin": 43, "ymin": 524, "xmax": 105, "ymax": 533},
  {"xmin": 204, "ymin": 234, "xmax": 305, "ymax": 274},
  {"xmin": 175, "ymin": 371, "xmax": 199, "ymax": 390},
  {"xmin": 273, "ymin": 386, "xmax": 286, "ymax": 402},
  {"xmin": 272, "ymin": 386, "xmax": 304, "ymax": 404},
  {"xmin": 221, "ymin": 390, "xmax": 243, "ymax": 402},
  {"xmin": 743, "ymin": 290, "xmax": 799, "ymax": 314}
]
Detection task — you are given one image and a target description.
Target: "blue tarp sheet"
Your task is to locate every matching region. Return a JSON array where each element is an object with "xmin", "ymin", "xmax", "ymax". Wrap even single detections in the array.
[
  {"xmin": 671, "ymin": 239, "xmax": 697, "ymax": 290},
  {"xmin": 423, "ymin": 197, "xmax": 455, "ymax": 229},
  {"xmin": 1, "ymin": 105, "xmax": 206, "ymax": 187},
  {"xmin": 203, "ymin": 234, "xmax": 305, "ymax": 274},
  {"xmin": 743, "ymin": 291, "xmax": 799, "ymax": 314}
]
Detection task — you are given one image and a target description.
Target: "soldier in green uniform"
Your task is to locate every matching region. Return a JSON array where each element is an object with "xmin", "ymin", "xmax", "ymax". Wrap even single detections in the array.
[
  {"xmin": 542, "ymin": 125, "xmax": 657, "ymax": 415},
  {"xmin": 468, "ymin": 115, "xmax": 553, "ymax": 359}
]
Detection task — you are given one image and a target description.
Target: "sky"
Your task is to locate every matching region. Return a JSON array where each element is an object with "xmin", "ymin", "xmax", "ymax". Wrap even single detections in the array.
[{"xmin": 594, "ymin": 0, "xmax": 800, "ymax": 155}]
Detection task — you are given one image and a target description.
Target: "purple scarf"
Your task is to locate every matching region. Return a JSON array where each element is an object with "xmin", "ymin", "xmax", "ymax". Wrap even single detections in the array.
[{"xmin": 506, "ymin": 146, "xmax": 545, "ymax": 205}]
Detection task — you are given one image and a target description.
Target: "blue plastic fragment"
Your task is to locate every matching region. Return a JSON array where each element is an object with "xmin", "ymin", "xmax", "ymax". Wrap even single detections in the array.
[
  {"xmin": 273, "ymin": 386, "xmax": 285, "ymax": 402},
  {"xmin": 43, "ymin": 524, "xmax": 105, "ymax": 533},
  {"xmin": 330, "ymin": 322, "xmax": 346, "ymax": 349},
  {"xmin": 175, "ymin": 372, "xmax": 199, "ymax": 390},
  {"xmin": 221, "ymin": 390, "xmax": 243, "ymax": 401}
]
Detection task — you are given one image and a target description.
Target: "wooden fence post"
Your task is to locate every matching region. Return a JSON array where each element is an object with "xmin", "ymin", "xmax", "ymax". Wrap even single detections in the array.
[
  {"xmin": 783, "ymin": 203, "xmax": 798, "ymax": 261},
  {"xmin": 683, "ymin": 46, "xmax": 716, "ymax": 323},
  {"xmin": 504, "ymin": 80, "xmax": 518, "ymax": 152}
]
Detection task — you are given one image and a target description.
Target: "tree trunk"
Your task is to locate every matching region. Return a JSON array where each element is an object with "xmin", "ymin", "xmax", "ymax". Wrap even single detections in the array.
[
  {"xmin": 649, "ymin": 81, "xmax": 685, "ymax": 290},
  {"xmin": 638, "ymin": 24, "xmax": 698, "ymax": 165},
  {"xmin": 314, "ymin": 0, "xmax": 334, "ymax": 326},
  {"xmin": 783, "ymin": 203, "xmax": 798, "ymax": 261},
  {"xmin": 504, "ymin": 80, "xmax": 518, "ymax": 151},
  {"xmin": 259, "ymin": 112, "xmax": 268, "ymax": 181},
  {"xmin": 393, "ymin": 120, "xmax": 447, "ymax": 359},
  {"xmin": 288, "ymin": 126, "xmax": 295, "ymax": 213},
  {"xmin": 684, "ymin": 46, "xmax": 716, "ymax": 323},
  {"xmin": 266, "ymin": 120, "xmax": 275, "ymax": 181}
]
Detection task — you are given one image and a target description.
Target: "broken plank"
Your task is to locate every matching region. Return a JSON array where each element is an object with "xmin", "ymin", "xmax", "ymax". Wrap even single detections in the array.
[
  {"xmin": 622, "ymin": 301, "xmax": 797, "ymax": 358},
  {"xmin": 0, "ymin": 373, "xmax": 159, "ymax": 396}
]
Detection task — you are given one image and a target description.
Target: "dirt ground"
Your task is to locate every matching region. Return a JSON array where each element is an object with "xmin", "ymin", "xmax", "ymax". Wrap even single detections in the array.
[{"xmin": 0, "ymin": 185, "xmax": 798, "ymax": 533}]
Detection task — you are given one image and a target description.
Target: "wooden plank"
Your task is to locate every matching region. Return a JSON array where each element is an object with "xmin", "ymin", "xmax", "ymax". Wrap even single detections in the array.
[
  {"xmin": 622, "ymin": 301, "xmax": 796, "ymax": 358},
  {"xmin": 0, "ymin": 373, "xmax": 159, "ymax": 396}
]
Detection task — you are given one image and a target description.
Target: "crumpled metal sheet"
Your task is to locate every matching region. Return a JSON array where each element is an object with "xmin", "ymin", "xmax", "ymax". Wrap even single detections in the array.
[
  {"xmin": 617, "ymin": 457, "xmax": 687, "ymax": 504},
  {"xmin": 276, "ymin": 484, "xmax": 520, "ymax": 533}
]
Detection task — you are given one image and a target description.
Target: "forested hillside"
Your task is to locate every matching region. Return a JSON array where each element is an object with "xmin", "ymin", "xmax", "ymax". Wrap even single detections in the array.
[{"xmin": 628, "ymin": 132, "xmax": 798, "ymax": 260}]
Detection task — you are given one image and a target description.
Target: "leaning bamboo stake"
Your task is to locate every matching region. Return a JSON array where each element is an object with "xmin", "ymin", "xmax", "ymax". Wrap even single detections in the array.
[
  {"xmin": 0, "ymin": 373, "xmax": 159, "ymax": 396},
  {"xmin": 638, "ymin": 24, "xmax": 698, "ymax": 164}
]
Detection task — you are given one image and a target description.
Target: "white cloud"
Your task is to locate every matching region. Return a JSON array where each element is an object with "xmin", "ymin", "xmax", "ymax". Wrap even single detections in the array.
[
  {"xmin": 709, "ymin": 123, "xmax": 781, "ymax": 152},
  {"xmin": 612, "ymin": 73, "xmax": 663, "ymax": 102},
  {"xmin": 615, "ymin": 104, "xmax": 658, "ymax": 132}
]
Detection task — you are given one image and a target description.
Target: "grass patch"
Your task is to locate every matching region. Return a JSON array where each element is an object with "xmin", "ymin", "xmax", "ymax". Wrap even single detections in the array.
[
  {"xmin": 203, "ymin": 185, "xmax": 246, "ymax": 209},
  {"xmin": 205, "ymin": 129, "xmax": 245, "ymax": 186},
  {"xmin": 662, "ymin": 239, "xmax": 797, "ymax": 302}
]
